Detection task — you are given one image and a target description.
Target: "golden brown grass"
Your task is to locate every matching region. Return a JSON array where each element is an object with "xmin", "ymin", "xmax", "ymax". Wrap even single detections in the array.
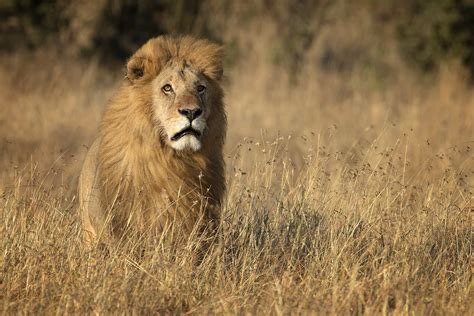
[{"xmin": 1, "ymin": 26, "xmax": 473, "ymax": 314}]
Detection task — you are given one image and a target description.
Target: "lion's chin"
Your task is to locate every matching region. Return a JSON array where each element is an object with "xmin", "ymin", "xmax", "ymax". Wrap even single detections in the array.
[{"xmin": 170, "ymin": 135, "xmax": 202, "ymax": 152}]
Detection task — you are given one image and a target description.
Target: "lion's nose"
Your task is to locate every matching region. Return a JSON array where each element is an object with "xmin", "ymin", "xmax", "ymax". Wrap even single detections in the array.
[{"xmin": 178, "ymin": 108, "xmax": 202, "ymax": 121}]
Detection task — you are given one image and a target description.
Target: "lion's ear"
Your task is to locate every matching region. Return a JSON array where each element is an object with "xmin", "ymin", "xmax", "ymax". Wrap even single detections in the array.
[
  {"xmin": 126, "ymin": 56, "xmax": 153, "ymax": 82},
  {"xmin": 202, "ymin": 44, "xmax": 224, "ymax": 81},
  {"xmin": 209, "ymin": 60, "xmax": 223, "ymax": 81}
]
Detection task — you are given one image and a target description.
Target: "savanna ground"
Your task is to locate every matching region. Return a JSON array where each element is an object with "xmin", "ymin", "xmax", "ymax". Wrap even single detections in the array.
[{"xmin": 1, "ymin": 2, "xmax": 473, "ymax": 314}]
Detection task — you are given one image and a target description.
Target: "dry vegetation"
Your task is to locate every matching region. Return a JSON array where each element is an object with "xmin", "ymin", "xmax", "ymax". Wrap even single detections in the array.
[{"xmin": 1, "ymin": 6, "xmax": 473, "ymax": 315}]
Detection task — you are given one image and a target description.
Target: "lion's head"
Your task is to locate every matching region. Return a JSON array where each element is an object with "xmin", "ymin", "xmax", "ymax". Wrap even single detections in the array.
[{"xmin": 125, "ymin": 36, "xmax": 224, "ymax": 152}]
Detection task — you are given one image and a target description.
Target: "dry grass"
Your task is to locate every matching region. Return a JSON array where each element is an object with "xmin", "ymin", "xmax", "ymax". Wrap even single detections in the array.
[{"xmin": 1, "ymin": 20, "xmax": 473, "ymax": 314}]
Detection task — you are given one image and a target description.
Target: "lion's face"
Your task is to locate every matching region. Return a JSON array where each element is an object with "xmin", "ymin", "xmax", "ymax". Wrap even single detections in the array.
[
  {"xmin": 125, "ymin": 36, "xmax": 224, "ymax": 152},
  {"xmin": 151, "ymin": 64, "xmax": 211, "ymax": 152}
]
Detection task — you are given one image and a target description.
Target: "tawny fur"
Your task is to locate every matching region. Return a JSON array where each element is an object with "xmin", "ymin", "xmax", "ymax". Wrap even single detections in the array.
[{"xmin": 78, "ymin": 36, "xmax": 226, "ymax": 245}]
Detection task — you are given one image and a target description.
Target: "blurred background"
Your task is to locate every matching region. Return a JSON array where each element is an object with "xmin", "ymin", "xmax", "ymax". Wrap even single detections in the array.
[{"xmin": 0, "ymin": 0, "xmax": 473, "ymax": 189}]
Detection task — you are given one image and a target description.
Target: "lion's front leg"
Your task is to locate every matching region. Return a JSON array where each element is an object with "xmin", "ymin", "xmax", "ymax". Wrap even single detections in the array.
[{"xmin": 78, "ymin": 139, "xmax": 110, "ymax": 248}]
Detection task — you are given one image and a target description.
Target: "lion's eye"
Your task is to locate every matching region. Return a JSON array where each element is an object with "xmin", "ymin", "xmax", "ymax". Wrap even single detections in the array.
[
  {"xmin": 197, "ymin": 85, "xmax": 206, "ymax": 94},
  {"xmin": 162, "ymin": 84, "xmax": 173, "ymax": 93}
]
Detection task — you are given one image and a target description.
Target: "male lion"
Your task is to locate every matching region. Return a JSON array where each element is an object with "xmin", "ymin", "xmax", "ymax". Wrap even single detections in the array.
[{"xmin": 78, "ymin": 35, "xmax": 226, "ymax": 245}]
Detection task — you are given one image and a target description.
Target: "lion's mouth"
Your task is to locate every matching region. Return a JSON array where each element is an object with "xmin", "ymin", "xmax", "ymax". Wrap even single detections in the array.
[{"xmin": 171, "ymin": 127, "xmax": 201, "ymax": 141}]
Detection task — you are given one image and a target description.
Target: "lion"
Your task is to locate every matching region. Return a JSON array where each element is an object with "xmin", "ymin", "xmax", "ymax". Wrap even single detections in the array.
[{"xmin": 78, "ymin": 35, "xmax": 226, "ymax": 246}]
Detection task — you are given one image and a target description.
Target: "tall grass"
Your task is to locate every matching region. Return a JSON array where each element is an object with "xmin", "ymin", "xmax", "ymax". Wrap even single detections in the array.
[
  {"xmin": 2, "ymin": 132, "xmax": 472, "ymax": 313},
  {"xmin": 1, "ymin": 17, "xmax": 473, "ymax": 314}
]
